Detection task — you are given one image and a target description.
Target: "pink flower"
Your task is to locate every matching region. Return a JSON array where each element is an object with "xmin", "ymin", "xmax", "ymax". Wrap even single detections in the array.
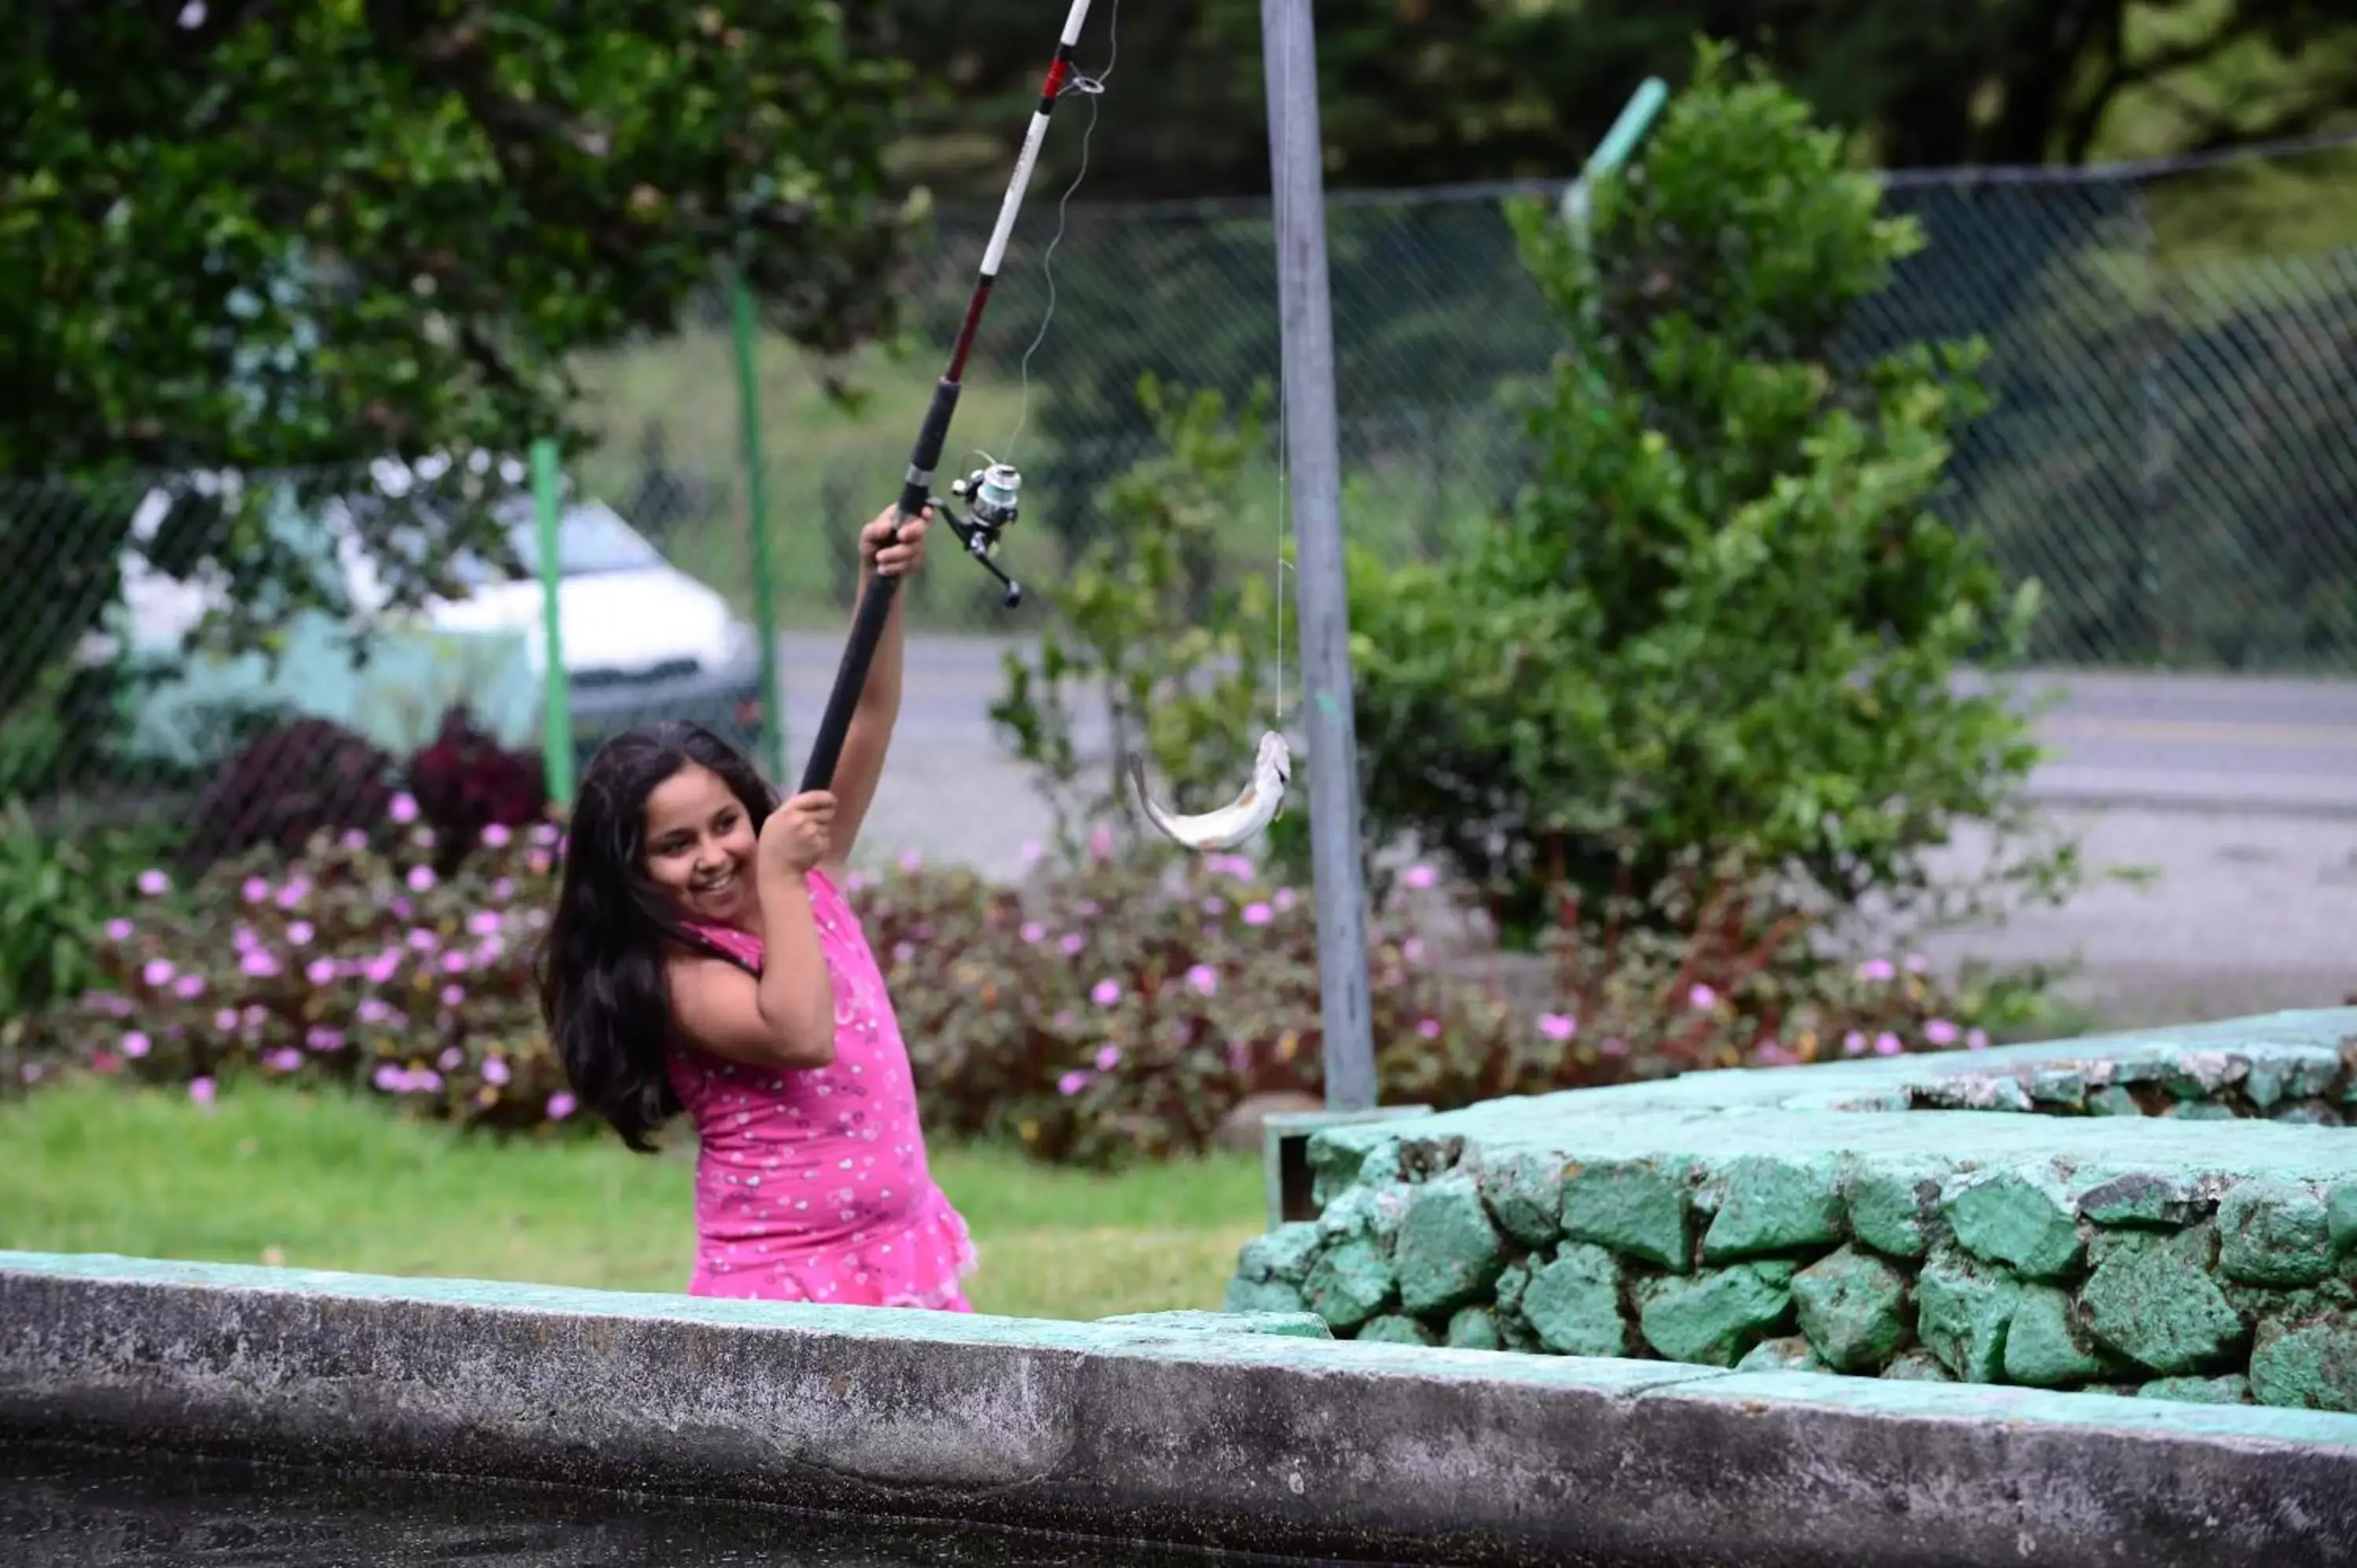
[
  {"xmin": 1091, "ymin": 979, "xmax": 1122, "ymax": 1007},
  {"xmin": 439, "ymin": 951, "xmax": 468, "ymax": 973},
  {"xmin": 275, "ymin": 879, "xmax": 310, "ymax": 909},
  {"xmin": 1873, "ymin": 1032, "xmax": 1903, "ymax": 1057},
  {"xmin": 137, "ymin": 868, "xmax": 170, "ymax": 896},
  {"xmin": 1755, "ymin": 1043, "xmax": 1800, "ymax": 1067},
  {"xmin": 1059, "ymin": 932, "xmax": 1084, "ymax": 956},
  {"xmin": 482, "ymin": 822, "xmax": 512, "ymax": 848},
  {"xmin": 173, "ymin": 973, "xmax": 204, "ymax": 999},
  {"xmin": 406, "ymin": 865, "xmax": 435, "ymax": 892},
  {"xmin": 266, "ymin": 1048, "xmax": 304, "ymax": 1072},
  {"xmin": 1185, "ymin": 963, "xmax": 1219, "ymax": 995},
  {"xmin": 1087, "ymin": 824, "xmax": 1114, "ymax": 862},
  {"xmin": 240, "ymin": 951, "xmax": 280, "ymax": 978},
  {"xmin": 406, "ymin": 929, "xmax": 438, "ymax": 951},
  {"xmin": 287, "ymin": 921, "xmax": 314, "ymax": 946},
  {"xmin": 391, "ymin": 897, "xmax": 414, "ymax": 919},
  {"xmin": 1688, "ymin": 984, "xmax": 1717, "ymax": 1011},
  {"xmin": 899, "ymin": 848, "xmax": 922, "ymax": 872},
  {"xmin": 390, "ymin": 793, "xmax": 420, "ymax": 824},
  {"xmin": 892, "ymin": 940, "xmax": 915, "ymax": 965},
  {"xmin": 1923, "ymin": 1018, "xmax": 1961, "ymax": 1046},
  {"xmin": 122, "ymin": 1030, "xmax": 152, "ymax": 1058},
  {"xmin": 1021, "ymin": 839, "xmax": 1044, "ymax": 863},
  {"xmin": 1417, "ymin": 1017, "xmax": 1442, "ymax": 1040},
  {"xmin": 1242, "ymin": 901, "xmax": 1274, "ymax": 926},
  {"xmin": 1403, "ymin": 863, "xmax": 1438, "ymax": 890},
  {"xmin": 1094, "ymin": 1045, "xmax": 1121, "ymax": 1071},
  {"xmin": 1967, "ymin": 1028, "xmax": 1991, "ymax": 1051},
  {"xmin": 1020, "ymin": 921, "xmax": 1045, "ymax": 944},
  {"xmin": 233, "ymin": 925, "xmax": 259, "ymax": 952},
  {"xmin": 141, "ymin": 958, "xmax": 174, "ymax": 987},
  {"xmin": 1200, "ymin": 896, "xmax": 1226, "ymax": 916},
  {"xmin": 213, "ymin": 1008, "xmax": 240, "ymax": 1031},
  {"xmin": 1402, "ymin": 936, "xmax": 1424, "ymax": 963},
  {"xmin": 482, "ymin": 1057, "xmax": 511, "ymax": 1086},
  {"xmin": 372, "ymin": 1064, "xmax": 404, "ymax": 1092},
  {"xmin": 357, "ymin": 998, "xmax": 393, "ymax": 1024},
  {"xmin": 1274, "ymin": 887, "xmax": 1298, "ymax": 912},
  {"xmin": 241, "ymin": 877, "xmax": 270, "ymax": 903},
  {"xmin": 306, "ymin": 1026, "xmax": 345, "ymax": 1052},
  {"xmin": 545, "ymin": 1092, "xmax": 577, "ymax": 1119},
  {"xmin": 1057, "ymin": 1070, "xmax": 1091, "ymax": 1097},
  {"xmin": 466, "ymin": 910, "xmax": 501, "ymax": 936},
  {"xmin": 189, "ymin": 1076, "xmax": 216, "ymax": 1108},
  {"xmin": 104, "ymin": 918, "xmax": 134, "ymax": 942},
  {"xmin": 363, "ymin": 953, "xmax": 401, "ymax": 985},
  {"xmin": 1538, "ymin": 1012, "xmax": 1578, "ymax": 1042},
  {"xmin": 492, "ymin": 877, "xmax": 515, "ymax": 902},
  {"xmin": 1857, "ymin": 958, "xmax": 1896, "ymax": 983},
  {"xmin": 306, "ymin": 958, "xmax": 336, "ymax": 986},
  {"xmin": 527, "ymin": 852, "xmax": 552, "ymax": 876},
  {"xmin": 438, "ymin": 1046, "xmax": 464, "ymax": 1071},
  {"xmin": 1842, "ymin": 1031, "xmax": 1867, "ymax": 1057},
  {"xmin": 441, "ymin": 984, "xmax": 464, "ymax": 1006},
  {"xmin": 342, "ymin": 830, "xmax": 369, "ymax": 851},
  {"xmin": 1600, "ymin": 1038, "xmax": 1629, "ymax": 1057},
  {"xmin": 1905, "ymin": 953, "xmax": 1930, "ymax": 973}
]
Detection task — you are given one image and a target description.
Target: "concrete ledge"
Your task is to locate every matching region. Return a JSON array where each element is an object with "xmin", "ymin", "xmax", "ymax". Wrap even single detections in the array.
[{"xmin": 7, "ymin": 1252, "xmax": 2357, "ymax": 1566}]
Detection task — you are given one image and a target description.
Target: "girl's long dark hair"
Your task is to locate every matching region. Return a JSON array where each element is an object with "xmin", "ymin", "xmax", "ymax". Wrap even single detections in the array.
[{"xmin": 535, "ymin": 720, "xmax": 777, "ymax": 1152}]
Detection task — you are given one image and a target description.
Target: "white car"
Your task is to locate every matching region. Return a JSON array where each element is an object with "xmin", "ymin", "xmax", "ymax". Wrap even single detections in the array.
[{"xmin": 100, "ymin": 461, "xmax": 768, "ymax": 777}]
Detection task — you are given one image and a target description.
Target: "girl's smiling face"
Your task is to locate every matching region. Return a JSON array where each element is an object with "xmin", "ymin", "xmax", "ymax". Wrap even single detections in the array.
[{"xmin": 640, "ymin": 761, "xmax": 760, "ymax": 925}]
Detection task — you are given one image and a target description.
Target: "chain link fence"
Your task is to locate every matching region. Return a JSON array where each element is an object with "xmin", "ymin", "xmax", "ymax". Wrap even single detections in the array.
[{"xmin": 8, "ymin": 140, "xmax": 2355, "ymax": 863}]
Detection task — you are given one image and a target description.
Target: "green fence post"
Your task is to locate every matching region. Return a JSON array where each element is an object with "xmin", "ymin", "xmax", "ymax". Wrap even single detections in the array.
[
  {"xmin": 530, "ymin": 438, "xmax": 577, "ymax": 811},
  {"xmin": 731, "ymin": 272, "xmax": 788, "ymax": 782},
  {"xmin": 1560, "ymin": 76, "xmax": 1670, "ymax": 230}
]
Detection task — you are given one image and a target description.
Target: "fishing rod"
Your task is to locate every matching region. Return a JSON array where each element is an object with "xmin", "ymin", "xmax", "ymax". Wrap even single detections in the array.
[{"xmin": 795, "ymin": 0, "xmax": 1101, "ymax": 794}]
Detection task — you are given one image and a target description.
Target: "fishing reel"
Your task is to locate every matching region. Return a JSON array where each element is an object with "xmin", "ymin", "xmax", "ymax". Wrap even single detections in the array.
[{"xmin": 938, "ymin": 460, "xmax": 1025, "ymax": 608}]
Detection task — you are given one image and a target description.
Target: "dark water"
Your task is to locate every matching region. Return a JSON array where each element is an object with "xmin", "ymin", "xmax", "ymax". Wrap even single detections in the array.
[{"xmin": 0, "ymin": 1441, "xmax": 1358, "ymax": 1568}]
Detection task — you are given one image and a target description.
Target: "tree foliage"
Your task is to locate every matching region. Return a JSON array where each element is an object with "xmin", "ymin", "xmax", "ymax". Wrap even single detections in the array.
[
  {"xmin": 0, "ymin": 0, "xmax": 911, "ymax": 746},
  {"xmin": 1344, "ymin": 40, "xmax": 2083, "ymax": 946}
]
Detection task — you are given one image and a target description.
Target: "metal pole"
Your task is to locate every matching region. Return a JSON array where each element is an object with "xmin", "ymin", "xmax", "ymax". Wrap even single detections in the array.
[
  {"xmin": 528, "ymin": 438, "xmax": 577, "ymax": 810},
  {"xmin": 1262, "ymin": 0, "xmax": 1376, "ymax": 1113},
  {"xmin": 731, "ymin": 272, "xmax": 789, "ymax": 779},
  {"xmin": 1560, "ymin": 76, "xmax": 1670, "ymax": 229}
]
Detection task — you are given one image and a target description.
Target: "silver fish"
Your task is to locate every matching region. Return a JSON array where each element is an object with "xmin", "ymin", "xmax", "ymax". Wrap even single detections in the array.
[{"xmin": 1130, "ymin": 730, "xmax": 1292, "ymax": 852}]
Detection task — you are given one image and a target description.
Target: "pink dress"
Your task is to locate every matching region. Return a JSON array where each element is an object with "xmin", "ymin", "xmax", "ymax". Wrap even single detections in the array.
[{"xmin": 665, "ymin": 866, "xmax": 977, "ymax": 1310}]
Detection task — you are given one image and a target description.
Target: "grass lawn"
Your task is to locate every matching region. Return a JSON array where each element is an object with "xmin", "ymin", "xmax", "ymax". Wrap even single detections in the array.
[{"xmin": 0, "ymin": 1080, "xmax": 1266, "ymax": 1322}]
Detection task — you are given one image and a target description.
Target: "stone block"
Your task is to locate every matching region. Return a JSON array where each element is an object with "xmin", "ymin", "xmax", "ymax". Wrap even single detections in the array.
[
  {"xmin": 1475, "ymin": 1150, "xmax": 1565, "ymax": 1248},
  {"xmin": 1222, "ymin": 1277, "xmax": 1307, "ymax": 1315},
  {"xmin": 2085, "ymin": 1085, "xmax": 2144, "ymax": 1116},
  {"xmin": 1393, "ymin": 1174, "xmax": 1507, "ymax": 1317},
  {"xmin": 2081, "ymin": 1225, "xmax": 2248, "ymax": 1376},
  {"xmin": 1735, "ymin": 1335, "xmax": 1825, "ymax": 1373},
  {"xmin": 2075, "ymin": 1171, "xmax": 2199, "ymax": 1229},
  {"xmin": 1881, "ymin": 1349, "xmax": 1957, "ymax": 1382},
  {"xmin": 1844, "ymin": 1156, "xmax": 1948, "ymax": 1260},
  {"xmin": 2139, "ymin": 1374, "xmax": 2253, "ymax": 1405},
  {"xmin": 1354, "ymin": 1313, "xmax": 1439, "ymax": 1346},
  {"xmin": 1300, "ymin": 1235, "xmax": 1397, "ymax": 1332},
  {"xmin": 1916, "ymin": 1248, "xmax": 2022, "ymax": 1383},
  {"xmin": 1637, "ymin": 1262, "xmax": 1797, "ymax": 1368},
  {"xmin": 1559, "ymin": 1158, "xmax": 1692, "ymax": 1269},
  {"xmin": 1700, "ymin": 1154, "xmax": 1844, "ymax": 1262},
  {"xmin": 2330, "ymin": 1182, "xmax": 2357, "ymax": 1258},
  {"xmin": 1233, "ymin": 1222, "xmax": 1322, "ymax": 1285},
  {"xmin": 2217, "ymin": 1181, "xmax": 2334, "ymax": 1288},
  {"xmin": 2249, "ymin": 1311, "xmax": 2357, "ymax": 1412},
  {"xmin": 2003, "ymin": 1285, "xmax": 2109, "ymax": 1388},
  {"xmin": 1316, "ymin": 1183, "xmax": 1409, "ymax": 1247},
  {"xmin": 1944, "ymin": 1167, "xmax": 2084, "ymax": 1280},
  {"xmin": 1444, "ymin": 1306, "xmax": 1503, "ymax": 1350},
  {"xmin": 1519, "ymin": 1242, "xmax": 1630, "ymax": 1358},
  {"xmin": 1098, "ymin": 1309, "xmax": 1332, "ymax": 1339},
  {"xmin": 1791, "ymin": 1244, "xmax": 1912, "ymax": 1373}
]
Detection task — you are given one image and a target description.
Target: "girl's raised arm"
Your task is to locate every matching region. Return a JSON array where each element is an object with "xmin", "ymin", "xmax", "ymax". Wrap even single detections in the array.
[
  {"xmin": 665, "ymin": 797, "xmax": 839, "ymax": 1069},
  {"xmin": 825, "ymin": 505, "xmax": 929, "ymax": 877}
]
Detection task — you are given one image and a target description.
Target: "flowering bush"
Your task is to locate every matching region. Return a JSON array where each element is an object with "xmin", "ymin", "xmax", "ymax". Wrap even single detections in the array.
[
  {"xmin": 28, "ymin": 800, "xmax": 2040, "ymax": 1165},
  {"xmin": 42, "ymin": 798, "xmax": 579, "ymax": 1130}
]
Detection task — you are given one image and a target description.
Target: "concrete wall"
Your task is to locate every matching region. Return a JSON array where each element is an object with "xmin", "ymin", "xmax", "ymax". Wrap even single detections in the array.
[{"xmin": 5, "ymin": 1251, "xmax": 2357, "ymax": 1566}]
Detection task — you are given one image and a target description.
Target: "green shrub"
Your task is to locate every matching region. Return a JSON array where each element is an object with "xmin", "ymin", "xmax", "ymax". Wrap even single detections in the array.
[{"xmin": 1346, "ymin": 39, "xmax": 2077, "ymax": 947}]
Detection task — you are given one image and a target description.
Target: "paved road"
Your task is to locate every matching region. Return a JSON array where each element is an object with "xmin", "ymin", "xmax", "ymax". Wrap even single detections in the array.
[{"xmin": 771, "ymin": 632, "xmax": 2357, "ymax": 1024}]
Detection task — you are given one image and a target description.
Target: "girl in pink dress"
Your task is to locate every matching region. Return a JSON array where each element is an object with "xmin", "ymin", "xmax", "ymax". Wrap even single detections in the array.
[{"xmin": 537, "ymin": 506, "xmax": 976, "ymax": 1310}]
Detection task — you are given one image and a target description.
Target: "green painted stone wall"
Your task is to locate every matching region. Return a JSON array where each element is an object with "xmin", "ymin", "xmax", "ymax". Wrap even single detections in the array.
[{"xmin": 1226, "ymin": 1008, "xmax": 2357, "ymax": 1411}]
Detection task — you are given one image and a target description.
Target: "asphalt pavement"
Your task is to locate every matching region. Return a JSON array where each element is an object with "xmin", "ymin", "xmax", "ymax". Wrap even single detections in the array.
[{"xmin": 773, "ymin": 632, "xmax": 2356, "ymax": 1025}]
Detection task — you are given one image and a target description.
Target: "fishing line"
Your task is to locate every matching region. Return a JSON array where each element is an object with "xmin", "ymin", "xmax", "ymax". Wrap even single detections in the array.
[{"xmin": 1003, "ymin": 0, "xmax": 1123, "ymax": 462}]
